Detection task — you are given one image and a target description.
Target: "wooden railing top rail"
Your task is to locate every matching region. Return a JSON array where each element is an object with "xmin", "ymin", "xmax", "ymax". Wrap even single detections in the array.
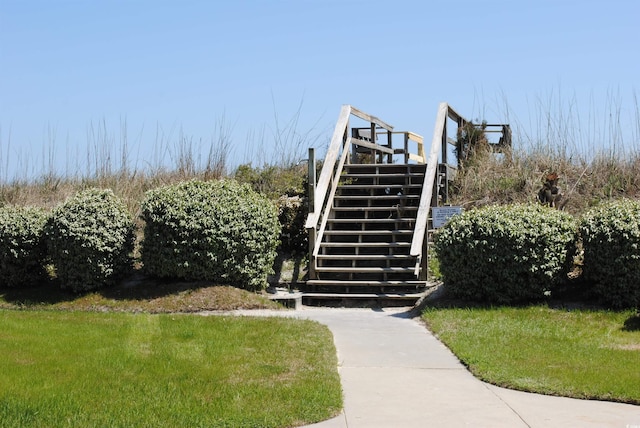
[
  {"xmin": 404, "ymin": 131, "xmax": 423, "ymax": 142},
  {"xmin": 445, "ymin": 104, "xmax": 465, "ymax": 124},
  {"xmin": 349, "ymin": 106, "xmax": 394, "ymax": 131}
]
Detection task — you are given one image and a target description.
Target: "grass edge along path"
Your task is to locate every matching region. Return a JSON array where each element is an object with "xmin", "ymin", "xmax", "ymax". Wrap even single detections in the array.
[
  {"xmin": 422, "ymin": 305, "xmax": 640, "ymax": 405},
  {"xmin": 0, "ymin": 310, "xmax": 342, "ymax": 428}
]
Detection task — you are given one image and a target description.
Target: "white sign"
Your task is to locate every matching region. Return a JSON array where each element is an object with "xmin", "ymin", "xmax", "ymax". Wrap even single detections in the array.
[{"xmin": 432, "ymin": 206, "xmax": 463, "ymax": 228}]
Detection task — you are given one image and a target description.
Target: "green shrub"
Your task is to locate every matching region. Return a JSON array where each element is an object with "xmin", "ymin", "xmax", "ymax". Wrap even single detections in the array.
[
  {"xmin": 0, "ymin": 206, "xmax": 49, "ymax": 287},
  {"xmin": 234, "ymin": 163, "xmax": 306, "ymax": 199},
  {"xmin": 276, "ymin": 195, "xmax": 307, "ymax": 255},
  {"xmin": 235, "ymin": 163, "xmax": 309, "ymax": 255},
  {"xmin": 44, "ymin": 188, "xmax": 135, "ymax": 292},
  {"xmin": 434, "ymin": 204, "xmax": 577, "ymax": 304},
  {"xmin": 140, "ymin": 179, "xmax": 280, "ymax": 291},
  {"xmin": 579, "ymin": 199, "xmax": 640, "ymax": 308}
]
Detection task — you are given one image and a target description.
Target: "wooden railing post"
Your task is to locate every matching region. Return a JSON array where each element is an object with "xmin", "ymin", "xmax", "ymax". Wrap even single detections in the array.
[
  {"xmin": 308, "ymin": 147, "xmax": 316, "ymax": 214},
  {"xmin": 307, "ymin": 147, "xmax": 316, "ymax": 279}
]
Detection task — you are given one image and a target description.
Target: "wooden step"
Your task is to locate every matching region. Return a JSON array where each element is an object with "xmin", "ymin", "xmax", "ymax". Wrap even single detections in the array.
[
  {"xmin": 344, "ymin": 165, "xmax": 426, "ymax": 173},
  {"xmin": 323, "ymin": 229, "xmax": 413, "ymax": 235},
  {"xmin": 339, "ymin": 176, "xmax": 423, "ymax": 183},
  {"xmin": 320, "ymin": 241, "xmax": 410, "ymax": 248},
  {"xmin": 327, "ymin": 218, "xmax": 416, "ymax": 224},
  {"xmin": 306, "ymin": 279, "xmax": 427, "ymax": 287},
  {"xmin": 315, "ymin": 266, "xmax": 414, "ymax": 273},
  {"xmin": 337, "ymin": 183, "xmax": 423, "ymax": 190},
  {"xmin": 332, "ymin": 206, "xmax": 418, "ymax": 212},
  {"xmin": 316, "ymin": 254, "xmax": 413, "ymax": 260},
  {"xmin": 334, "ymin": 194, "xmax": 420, "ymax": 201},
  {"xmin": 302, "ymin": 292, "xmax": 426, "ymax": 300}
]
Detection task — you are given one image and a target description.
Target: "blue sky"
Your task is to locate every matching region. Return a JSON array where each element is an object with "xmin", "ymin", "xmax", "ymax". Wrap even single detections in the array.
[{"xmin": 1, "ymin": 0, "xmax": 638, "ymax": 181}]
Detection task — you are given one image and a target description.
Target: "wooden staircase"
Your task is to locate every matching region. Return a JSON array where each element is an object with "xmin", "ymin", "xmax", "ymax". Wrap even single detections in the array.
[
  {"xmin": 305, "ymin": 163, "xmax": 428, "ymax": 305},
  {"xmin": 303, "ymin": 104, "xmax": 512, "ymax": 307}
]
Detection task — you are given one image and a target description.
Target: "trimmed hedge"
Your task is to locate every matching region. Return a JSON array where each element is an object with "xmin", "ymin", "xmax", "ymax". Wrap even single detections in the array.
[
  {"xmin": 43, "ymin": 188, "xmax": 135, "ymax": 292},
  {"xmin": 0, "ymin": 206, "xmax": 49, "ymax": 288},
  {"xmin": 140, "ymin": 179, "xmax": 280, "ymax": 291},
  {"xmin": 434, "ymin": 203, "xmax": 577, "ymax": 304},
  {"xmin": 579, "ymin": 199, "xmax": 640, "ymax": 308}
]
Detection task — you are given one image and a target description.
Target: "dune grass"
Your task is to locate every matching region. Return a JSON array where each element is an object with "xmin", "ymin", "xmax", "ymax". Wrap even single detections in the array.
[
  {"xmin": 0, "ymin": 310, "xmax": 342, "ymax": 428},
  {"xmin": 422, "ymin": 305, "xmax": 640, "ymax": 404}
]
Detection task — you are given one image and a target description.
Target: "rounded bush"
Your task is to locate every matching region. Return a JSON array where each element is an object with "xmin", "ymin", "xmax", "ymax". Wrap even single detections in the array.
[
  {"xmin": 140, "ymin": 179, "xmax": 280, "ymax": 291},
  {"xmin": 579, "ymin": 199, "xmax": 640, "ymax": 308},
  {"xmin": 434, "ymin": 203, "xmax": 577, "ymax": 304},
  {"xmin": 44, "ymin": 188, "xmax": 135, "ymax": 292},
  {"xmin": 0, "ymin": 206, "xmax": 49, "ymax": 288}
]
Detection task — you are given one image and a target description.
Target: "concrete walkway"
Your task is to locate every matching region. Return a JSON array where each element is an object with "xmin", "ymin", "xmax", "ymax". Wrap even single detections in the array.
[{"xmin": 237, "ymin": 306, "xmax": 640, "ymax": 428}]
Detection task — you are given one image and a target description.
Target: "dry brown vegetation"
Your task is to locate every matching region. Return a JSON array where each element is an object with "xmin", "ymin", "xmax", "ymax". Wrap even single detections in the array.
[{"xmin": 449, "ymin": 147, "xmax": 640, "ymax": 216}]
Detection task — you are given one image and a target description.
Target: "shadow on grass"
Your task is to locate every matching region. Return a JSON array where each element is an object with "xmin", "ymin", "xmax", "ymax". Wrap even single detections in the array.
[
  {"xmin": 0, "ymin": 272, "xmax": 217, "ymax": 306},
  {"xmin": 623, "ymin": 314, "xmax": 640, "ymax": 332},
  {"xmin": 419, "ymin": 281, "xmax": 627, "ymax": 313},
  {"xmin": 98, "ymin": 274, "xmax": 218, "ymax": 301},
  {"xmin": 0, "ymin": 280, "xmax": 75, "ymax": 305}
]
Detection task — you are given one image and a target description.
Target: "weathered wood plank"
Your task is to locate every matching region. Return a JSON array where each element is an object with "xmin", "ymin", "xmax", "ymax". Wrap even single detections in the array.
[
  {"xmin": 446, "ymin": 104, "xmax": 464, "ymax": 123},
  {"xmin": 349, "ymin": 106, "xmax": 394, "ymax": 131},
  {"xmin": 350, "ymin": 138, "xmax": 395, "ymax": 155},
  {"xmin": 405, "ymin": 131, "xmax": 423, "ymax": 143},
  {"xmin": 409, "ymin": 153, "xmax": 425, "ymax": 163}
]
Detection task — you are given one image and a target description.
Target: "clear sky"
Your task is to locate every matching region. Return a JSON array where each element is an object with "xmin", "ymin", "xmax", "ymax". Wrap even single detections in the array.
[{"xmin": 1, "ymin": 0, "xmax": 638, "ymax": 181}]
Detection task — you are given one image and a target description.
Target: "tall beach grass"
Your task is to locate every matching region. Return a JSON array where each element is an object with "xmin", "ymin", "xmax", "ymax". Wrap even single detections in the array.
[{"xmin": 0, "ymin": 91, "xmax": 638, "ymax": 217}]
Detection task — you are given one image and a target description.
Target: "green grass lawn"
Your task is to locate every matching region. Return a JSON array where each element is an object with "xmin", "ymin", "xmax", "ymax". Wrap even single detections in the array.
[
  {"xmin": 0, "ymin": 310, "xmax": 342, "ymax": 428},
  {"xmin": 422, "ymin": 305, "xmax": 640, "ymax": 404}
]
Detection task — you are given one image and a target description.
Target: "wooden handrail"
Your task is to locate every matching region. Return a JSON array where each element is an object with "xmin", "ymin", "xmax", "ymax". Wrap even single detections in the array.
[
  {"xmin": 410, "ymin": 102, "xmax": 449, "ymax": 257},
  {"xmin": 349, "ymin": 106, "xmax": 394, "ymax": 131},
  {"xmin": 305, "ymin": 105, "xmax": 351, "ymax": 230},
  {"xmin": 312, "ymin": 136, "xmax": 352, "ymax": 256},
  {"xmin": 305, "ymin": 105, "xmax": 400, "ymax": 231}
]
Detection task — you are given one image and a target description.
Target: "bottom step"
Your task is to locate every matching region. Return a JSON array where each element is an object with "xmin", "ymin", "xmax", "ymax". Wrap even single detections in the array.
[
  {"xmin": 302, "ymin": 290, "xmax": 429, "ymax": 308},
  {"xmin": 306, "ymin": 280, "xmax": 427, "ymax": 287},
  {"xmin": 303, "ymin": 292, "xmax": 426, "ymax": 299}
]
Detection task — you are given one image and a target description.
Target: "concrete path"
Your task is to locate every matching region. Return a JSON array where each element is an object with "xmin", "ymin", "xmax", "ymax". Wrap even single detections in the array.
[{"xmin": 239, "ymin": 306, "xmax": 640, "ymax": 428}]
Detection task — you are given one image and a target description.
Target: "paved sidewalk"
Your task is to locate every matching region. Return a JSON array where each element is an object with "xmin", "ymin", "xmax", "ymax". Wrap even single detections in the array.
[{"xmin": 236, "ymin": 307, "xmax": 640, "ymax": 428}]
